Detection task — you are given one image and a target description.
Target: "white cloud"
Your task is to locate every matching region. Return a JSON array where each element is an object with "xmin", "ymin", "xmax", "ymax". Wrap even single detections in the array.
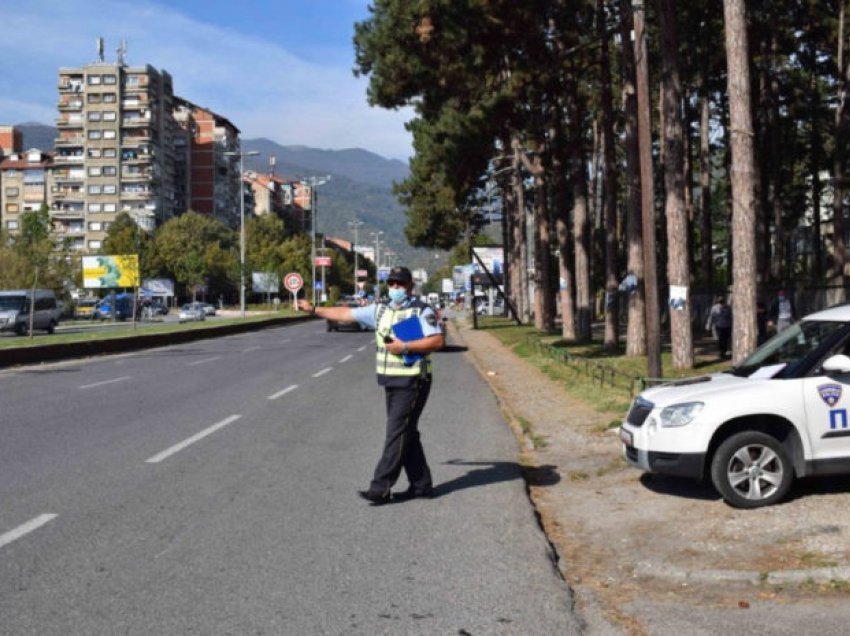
[{"xmin": 0, "ymin": 0, "xmax": 414, "ymax": 160}]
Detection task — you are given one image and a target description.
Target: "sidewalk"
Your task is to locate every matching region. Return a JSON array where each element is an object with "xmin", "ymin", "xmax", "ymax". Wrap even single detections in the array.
[{"xmin": 450, "ymin": 317, "xmax": 850, "ymax": 634}]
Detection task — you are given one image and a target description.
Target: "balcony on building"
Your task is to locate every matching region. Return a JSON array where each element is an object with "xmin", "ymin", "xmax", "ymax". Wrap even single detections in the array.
[
  {"xmin": 55, "ymin": 135, "xmax": 85, "ymax": 147},
  {"xmin": 58, "ymin": 98, "xmax": 84, "ymax": 111}
]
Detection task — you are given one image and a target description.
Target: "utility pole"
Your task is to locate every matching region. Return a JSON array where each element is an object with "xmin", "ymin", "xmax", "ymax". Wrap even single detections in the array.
[{"xmin": 371, "ymin": 230, "xmax": 384, "ymax": 299}]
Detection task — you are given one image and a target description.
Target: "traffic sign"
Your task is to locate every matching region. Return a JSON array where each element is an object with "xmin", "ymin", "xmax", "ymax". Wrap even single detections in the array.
[
  {"xmin": 315, "ymin": 256, "xmax": 332, "ymax": 267},
  {"xmin": 284, "ymin": 272, "xmax": 303, "ymax": 293}
]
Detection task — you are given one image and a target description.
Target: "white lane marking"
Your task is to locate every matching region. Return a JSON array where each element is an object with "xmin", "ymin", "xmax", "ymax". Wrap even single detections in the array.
[
  {"xmin": 312, "ymin": 367, "xmax": 332, "ymax": 378},
  {"xmin": 268, "ymin": 384, "xmax": 298, "ymax": 400},
  {"xmin": 79, "ymin": 376, "xmax": 131, "ymax": 390},
  {"xmin": 0, "ymin": 514, "xmax": 58, "ymax": 550},
  {"xmin": 145, "ymin": 415, "xmax": 241, "ymax": 464},
  {"xmin": 339, "ymin": 354, "xmax": 352, "ymax": 363},
  {"xmin": 357, "ymin": 345, "xmax": 368, "ymax": 352},
  {"xmin": 187, "ymin": 356, "xmax": 222, "ymax": 366},
  {"xmin": 242, "ymin": 346, "xmax": 261, "ymax": 353}
]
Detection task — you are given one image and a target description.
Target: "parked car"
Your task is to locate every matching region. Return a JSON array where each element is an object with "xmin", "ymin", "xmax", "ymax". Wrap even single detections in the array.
[
  {"xmin": 621, "ymin": 303, "xmax": 850, "ymax": 508},
  {"xmin": 326, "ymin": 301, "xmax": 367, "ymax": 332},
  {"xmin": 74, "ymin": 297, "xmax": 99, "ymax": 319},
  {"xmin": 94, "ymin": 293, "xmax": 134, "ymax": 321},
  {"xmin": 178, "ymin": 303, "xmax": 206, "ymax": 323},
  {"xmin": 0, "ymin": 289, "xmax": 58, "ymax": 335},
  {"xmin": 200, "ymin": 302, "xmax": 216, "ymax": 316}
]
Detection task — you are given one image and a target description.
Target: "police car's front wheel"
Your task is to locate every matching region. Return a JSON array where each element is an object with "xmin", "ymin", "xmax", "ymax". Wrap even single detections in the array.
[{"xmin": 710, "ymin": 431, "xmax": 793, "ymax": 508}]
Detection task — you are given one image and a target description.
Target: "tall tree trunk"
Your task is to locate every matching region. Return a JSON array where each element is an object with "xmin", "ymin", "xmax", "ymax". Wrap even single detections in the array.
[
  {"xmin": 533, "ymin": 167, "xmax": 555, "ymax": 332},
  {"xmin": 633, "ymin": 0, "xmax": 661, "ymax": 376},
  {"xmin": 510, "ymin": 136, "xmax": 530, "ymax": 323},
  {"xmin": 659, "ymin": 0, "xmax": 693, "ymax": 369},
  {"xmin": 724, "ymin": 0, "xmax": 758, "ymax": 362},
  {"xmin": 768, "ymin": 32, "xmax": 785, "ymax": 282},
  {"xmin": 599, "ymin": 0, "xmax": 620, "ymax": 352},
  {"xmin": 833, "ymin": 2, "xmax": 849, "ymax": 303},
  {"xmin": 567, "ymin": 80, "xmax": 592, "ymax": 342},
  {"xmin": 699, "ymin": 91, "xmax": 714, "ymax": 288},
  {"xmin": 621, "ymin": 0, "xmax": 646, "ymax": 356},
  {"xmin": 554, "ymin": 164, "xmax": 577, "ymax": 340}
]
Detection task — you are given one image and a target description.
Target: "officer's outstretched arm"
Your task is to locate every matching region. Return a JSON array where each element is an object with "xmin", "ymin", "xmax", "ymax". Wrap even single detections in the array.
[{"xmin": 296, "ymin": 299, "xmax": 355, "ymax": 323}]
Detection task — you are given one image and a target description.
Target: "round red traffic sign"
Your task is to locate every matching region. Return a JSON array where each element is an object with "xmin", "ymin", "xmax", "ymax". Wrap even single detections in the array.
[{"xmin": 284, "ymin": 272, "xmax": 303, "ymax": 293}]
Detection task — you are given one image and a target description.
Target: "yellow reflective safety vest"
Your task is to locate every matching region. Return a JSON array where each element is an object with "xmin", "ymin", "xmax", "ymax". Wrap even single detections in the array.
[{"xmin": 374, "ymin": 300, "xmax": 432, "ymax": 386}]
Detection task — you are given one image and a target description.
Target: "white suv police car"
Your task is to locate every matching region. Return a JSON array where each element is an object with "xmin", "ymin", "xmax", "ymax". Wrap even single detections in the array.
[{"xmin": 621, "ymin": 304, "xmax": 850, "ymax": 508}]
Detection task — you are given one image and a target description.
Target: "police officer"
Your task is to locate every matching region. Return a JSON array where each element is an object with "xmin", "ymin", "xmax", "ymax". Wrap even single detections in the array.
[{"xmin": 297, "ymin": 266, "xmax": 445, "ymax": 505}]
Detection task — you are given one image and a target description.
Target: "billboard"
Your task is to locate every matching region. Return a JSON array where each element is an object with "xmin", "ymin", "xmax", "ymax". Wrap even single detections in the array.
[
  {"xmin": 141, "ymin": 278, "xmax": 175, "ymax": 297},
  {"xmin": 252, "ymin": 272, "xmax": 280, "ymax": 293},
  {"xmin": 82, "ymin": 255, "xmax": 140, "ymax": 288},
  {"xmin": 472, "ymin": 246, "xmax": 504, "ymax": 274}
]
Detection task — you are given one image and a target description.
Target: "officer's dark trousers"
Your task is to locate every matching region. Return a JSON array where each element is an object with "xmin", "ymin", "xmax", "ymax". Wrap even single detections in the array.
[{"xmin": 370, "ymin": 378, "xmax": 433, "ymax": 494}]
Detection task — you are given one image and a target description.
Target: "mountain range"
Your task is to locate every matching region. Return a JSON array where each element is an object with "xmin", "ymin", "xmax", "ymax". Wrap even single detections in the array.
[{"xmin": 15, "ymin": 122, "xmax": 435, "ymax": 269}]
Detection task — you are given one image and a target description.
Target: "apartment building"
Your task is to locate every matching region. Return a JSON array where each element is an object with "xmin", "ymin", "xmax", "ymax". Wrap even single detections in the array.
[
  {"xmin": 173, "ymin": 97, "xmax": 241, "ymax": 228},
  {"xmin": 1, "ymin": 149, "xmax": 53, "ymax": 235},
  {"xmin": 54, "ymin": 55, "xmax": 179, "ymax": 251}
]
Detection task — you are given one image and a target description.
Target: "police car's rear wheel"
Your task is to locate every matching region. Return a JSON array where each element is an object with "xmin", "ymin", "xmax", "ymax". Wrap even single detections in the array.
[{"xmin": 711, "ymin": 431, "xmax": 793, "ymax": 508}]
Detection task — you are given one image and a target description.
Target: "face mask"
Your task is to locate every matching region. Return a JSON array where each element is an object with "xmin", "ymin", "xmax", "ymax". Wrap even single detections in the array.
[{"xmin": 388, "ymin": 288, "xmax": 407, "ymax": 304}]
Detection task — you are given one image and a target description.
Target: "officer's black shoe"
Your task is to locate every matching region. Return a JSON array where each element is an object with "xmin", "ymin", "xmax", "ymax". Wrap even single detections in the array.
[
  {"xmin": 358, "ymin": 489, "xmax": 392, "ymax": 505},
  {"xmin": 392, "ymin": 485, "xmax": 435, "ymax": 502}
]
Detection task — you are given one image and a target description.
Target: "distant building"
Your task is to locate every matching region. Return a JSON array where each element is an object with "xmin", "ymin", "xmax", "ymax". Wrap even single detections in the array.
[
  {"xmin": 245, "ymin": 171, "xmax": 310, "ymax": 232},
  {"xmin": 0, "ymin": 149, "xmax": 53, "ymax": 235},
  {"xmin": 0, "ymin": 125, "xmax": 23, "ymax": 157}
]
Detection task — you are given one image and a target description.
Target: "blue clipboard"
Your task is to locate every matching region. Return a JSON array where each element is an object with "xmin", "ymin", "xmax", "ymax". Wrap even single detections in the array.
[{"xmin": 391, "ymin": 315, "xmax": 425, "ymax": 366}]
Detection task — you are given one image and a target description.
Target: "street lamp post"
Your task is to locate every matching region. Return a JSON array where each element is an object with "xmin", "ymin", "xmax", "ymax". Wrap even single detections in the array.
[
  {"xmin": 370, "ymin": 230, "xmax": 384, "ymax": 299},
  {"xmin": 348, "ymin": 218, "xmax": 364, "ymax": 294},
  {"xmin": 301, "ymin": 175, "xmax": 331, "ymax": 305},
  {"xmin": 224, "ymin": 149, "xmax": 259, "ymax": 317}
]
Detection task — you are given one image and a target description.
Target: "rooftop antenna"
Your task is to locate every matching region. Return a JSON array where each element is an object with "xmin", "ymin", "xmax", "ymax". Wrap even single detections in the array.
[
  {"xmin": 97, "ymin": 37, "xmax": 104, "ymax": 62},
  {"xmin": 117, "ymin": 39, "xmax": 127, "ymax": 65}
]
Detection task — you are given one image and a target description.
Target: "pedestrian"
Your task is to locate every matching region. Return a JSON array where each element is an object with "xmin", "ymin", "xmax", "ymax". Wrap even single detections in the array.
[
  {"xmin": 297, "ymin": 266, "xmax": 445, "ymax": 505},
  {"xmin": 706, "ymin": 295, "xmax": 732, "ymax": 359},
  {"xmin": 756, "ymin": 299, "xmax": 768, "ymax": 345},
  {"xmin": 768, "ymin": 289, "xmax": 796, "ymax": 333}
]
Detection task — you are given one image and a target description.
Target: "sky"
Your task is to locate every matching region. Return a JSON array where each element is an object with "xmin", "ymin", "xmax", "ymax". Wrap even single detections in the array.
[{"xmin": 0, "ymin": 0, "xmax": 415, "ymax": 161}]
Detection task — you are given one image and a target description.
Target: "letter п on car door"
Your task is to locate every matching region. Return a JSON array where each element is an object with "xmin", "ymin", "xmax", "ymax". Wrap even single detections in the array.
[{"xmin": 802, "ymin": 367, "xmax": 850, "ymax": 465}]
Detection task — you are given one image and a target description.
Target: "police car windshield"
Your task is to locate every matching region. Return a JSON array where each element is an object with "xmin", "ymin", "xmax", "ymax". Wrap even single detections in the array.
[{"xmin": 732, "ymin": 319, "xmax": 848, "ymax": 377}]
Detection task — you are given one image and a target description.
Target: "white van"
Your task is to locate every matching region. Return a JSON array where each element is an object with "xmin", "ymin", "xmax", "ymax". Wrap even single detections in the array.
[{"xmin": 0, "ymin": 289, "xmax": 58, "ymax": 335}]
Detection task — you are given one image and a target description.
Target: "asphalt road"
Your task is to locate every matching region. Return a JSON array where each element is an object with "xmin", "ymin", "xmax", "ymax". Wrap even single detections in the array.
[{"xmin": 0, "ymin": 320, "xmax": 579, "ymax": 635}]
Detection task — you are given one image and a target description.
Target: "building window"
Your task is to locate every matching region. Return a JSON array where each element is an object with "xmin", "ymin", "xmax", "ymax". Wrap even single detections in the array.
[
  {"xmin": 87, "ymin": 75, "xmax": 101, "ymax": 85},
  {"xmin": 103, "ymin": 93, "xmax": 117, "ymax": 103},
  {"xmin": 88, "ymin": 185, "xmax": 102, "ymax": 195},
  {"xmin": 88, "ymin": 166, "xmax": 102, "ymax": 177},
  {"xmin": 87, "ymin": 111, "xmax": 102, "ymax": 121},
  {"xmin": 6, "ymin": 203, "xmax": 19, "ymax": 213},
  {"xmin": 103, "ymin": 203, "xmax": 117, "ymax": 213},
  {"xmin": 6, "ymin": 220, "xmax": 18, "ymax": 230},
  {"xmin": 103, "ymin": 111, "xmax": 117, "ymax": 121},
  {"xmin": 102, "ymin": 166, "xmax": 117, "ymax": 176},
  {"xmin": 88, "ymin": 203, "xmax": 102, "ymax": 212},
  {"xmin": 103, "ymin": 148, "xmax": 117, "ymax": 158},
  {"xmin": 87, "ymin": 94, "xmax": 102, "ymax": 104},
  {"xmin": 102, "ymin": 75, "xmax": 117, "ymax": 85},
  {"xmin": 88, "ymin": 222, "xmax": 102, "ymax": 231},
  {"xmin": 5, "ymin": 187, "xmax": 19, "ymax": 197},
  {"xmin": 88, "ymin": 240, "xmax": 102, "ymax": 249},
  {"xmin": 88, "ymin": 130, "xmax": 102, "ymax": 140},
  {"xmin": 103, "ymin": 184, "xmax": 117, "ymax": 194},
  {"xmin": 88, "ymin": 148, "xmax": 102, "ymax": 158},
  {"xmin": 103, "ymin": 130, "xmax": 117, "ymax": 139}
]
